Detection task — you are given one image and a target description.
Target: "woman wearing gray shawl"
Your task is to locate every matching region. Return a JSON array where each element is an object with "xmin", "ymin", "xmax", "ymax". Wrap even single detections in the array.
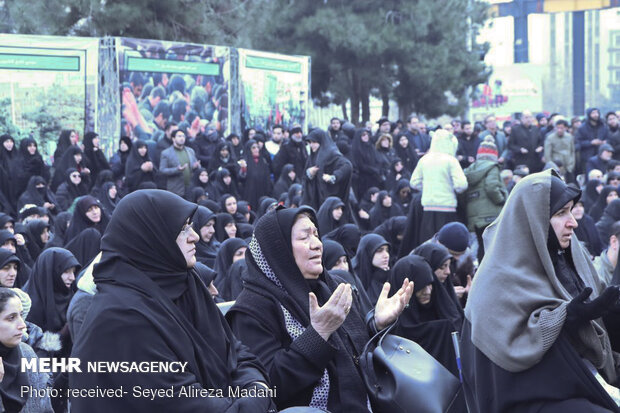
[{"xmin": 461, "ymin": 169, "xmax": 620, "ymax": 412}]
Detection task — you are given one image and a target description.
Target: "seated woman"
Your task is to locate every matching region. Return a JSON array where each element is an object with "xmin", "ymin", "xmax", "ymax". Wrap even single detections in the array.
[
  {"xmin": 54, "ymin": 168, "xmax": 89, "ymax": 211},
  {"xmin": 0, "ymin": 288, "xmax": 53, "ymax": 412},
  {"xmin": 192, "ymin": 206, "xmax": 220, "ymax": 268},
  {"xmin": 228, "ymin": 206, "xmax": 413, "ymax": 411},
  {"xmin": 23, "ymin": 248, "xmax": 80, "ymax": 358},
  {"xmin": 389, "ymin": 254, "xmax": 463, "ymax": 377},
  {"xmin": 413, "ymin": 242, "xmax": 464, "ymax": 322},
  {"xmin": 352, "ymin": 233, "xmax": 391, "ymax": 304},
  {"xmin": 322, "ymin": 239, "xmax": 372, "ymax": 314},
  {"xmin": 213, "ymin": 238, "xmax": 247, "ymax": 301},
  {"xmin": 462, "ymin": 169, "xmax": 620, "ymax": 412},
  {"xmin": 64, "ymin": 195, "xmax": 109, "ymax": 246},
  {"xmin": 316, "ymin": 196, "xmax": 346, "ymax": 236},
  {"xmin": 214, "ymin": 212, "xmax": 237, "ymax": 243},
  {"xmin": 70, "ymin": 190, "xmax": 275, "ymax": 412}
]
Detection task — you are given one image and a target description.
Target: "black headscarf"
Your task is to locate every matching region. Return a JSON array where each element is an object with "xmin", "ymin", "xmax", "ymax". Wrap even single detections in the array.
[
  {"xmin": 23, "ymin": 247, "xmax": 80, "ymax": 332},
  {"xmin": 352, "ymin": 233, "xmax": 390, "ymax": 303},
  {"xmin": 322, "ymin": 223, "xmax": 361, "ymax": 258},
  {"xmin": 389, "ymin": 255, "xmax": 461, "ymax": 375},
  {"xmin": 0, "ymin": 290, "xmax": 29, "ymax": 412},
  {"xmin": 212, "ymin": 168, "xmax": 239, "ymax": 200},
  {"xmin": 82, "ymin": 132, "xmax": 110, "ymax": 181},
  {"xmin": 51, "ymin": 146, "xmax": 87, "ymax": 192},
  {"xmin": 573, "ymin": 201, "xmax": 603, "ymax": 257},
  {"xmin": 213, "ymin": 238, "xmax": 247, "ymax": 295},
  {"xmin": 65, "ymin": 227, "xmax": 101, "ymax": 268},
  {"xmin": 231, "ymin": 206, "xmax": 370, "ymax": 411},
  {"xmin": 124, "ymin": 140, "xmax": 156, "ymax": 192},
  {"xmin": 57, "ymin": 167, "xmax": 89, "ymax": 207},
  {"xmin": 64, "ymin": 195, "xmax": 109, "ymax": 245},
  {"xmin": 45, "ymin": 211, "xmax": 72, "ymax": 249},
  {"xmin": 390, "ymin": 178, "xmax": 413, "ymax": 211},
  {"xmin": 286, "ymin": 183, "xmax": 302, "ymax": 207},
  {"xmin": 582, "ymin": 179, "xmax": 602, "ymax": 212},
  {"xmin": 24, "ymin": 219, "xmax": 49, "ymax": 261},
  {"xmin": 394, "ymin": 133, "xmax": 419, "ymax": 172},
  {"xmin": 369, "ymin": 190, "xmax": 404, "ymax": 230},
  {"xmin": 53, "ymin": 130, "xmax": 74, "ymax": 166},
  {"xmin": 374, "ymin": 216, "xmax": 407, "ymax": 259},
  {"xmin": 273, "ymin": 163, "xmax": 297, "ymax": 198},
  {"xmin": 316, "ymin": 196, "xmax": 346, "ymax": 236},
  {"xmin": 18, "ymin": 137, "xmax": 48, "ymax": 189},
  {"xmin": 190, "ymin": 168, "xmax": 217, "ymax": 200},
  {"xmin": 588, "ymin": 185, "xmax": 618, "ymax": 223},
  {"xmin": 73, "ymin": 190, "xmax": 244, "ymax": 399},
  {"xmin": 214, "ymin": 213, "xmax": 236, "ymax": 243},
  {"xmin": 257, "ymin": 197, "xmax": 277, "ymax": 219},
  {"xmin": 412, "ymin": 243, "xmax": 464, "ymax": 327},
  {"xmin": 0, "ymin": 249, "xmax": 20, "ymax": 287},
  {"xmin": 98, "ymin": 182, "xmax": 118, "ymax": 214},
  {"xmin": 192, "ymin": 206, "xmax": 220, "ymax": 268},
  {"xmin": 17, "ymin": 175, "xmax": 56, "ymax": 212},
  {"xmin": 0, "ymin": 135, "xmax": 20, "ymax": 209}
]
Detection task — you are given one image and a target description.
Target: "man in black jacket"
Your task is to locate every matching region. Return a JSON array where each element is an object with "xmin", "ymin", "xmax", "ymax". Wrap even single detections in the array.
[
  {"xmin": 272, "ymin": 125, "xmax": 308, "ymax": 179},
  {"xmin": 576, "ymin": 108, "xmax": 609, "ymax": 173},
  {"xmin": 508, "ymin": 111, "xmax": 544, "ymax": 173}
]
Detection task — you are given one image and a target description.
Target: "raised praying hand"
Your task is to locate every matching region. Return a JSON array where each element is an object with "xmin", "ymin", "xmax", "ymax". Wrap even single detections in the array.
[{"xmin": 374, "ymin": 279, "xmax": 414, "ymax": 330}]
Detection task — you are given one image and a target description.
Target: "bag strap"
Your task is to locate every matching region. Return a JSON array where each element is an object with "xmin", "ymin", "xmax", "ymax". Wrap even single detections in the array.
[{"xmin": 360, "ymin": 316, "xmax": 399, "ymax": 392}]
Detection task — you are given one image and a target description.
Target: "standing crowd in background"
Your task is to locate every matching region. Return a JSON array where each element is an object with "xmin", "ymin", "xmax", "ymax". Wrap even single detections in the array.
[{"xmin": 0, "ymin": 91, "xmax": 620, "ymax": 412}]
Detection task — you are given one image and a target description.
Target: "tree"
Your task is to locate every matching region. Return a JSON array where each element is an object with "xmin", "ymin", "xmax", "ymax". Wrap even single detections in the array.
[
  {"xmin": 251, "ymin": 0, "xmax": 490, "ymax": 123},
  {"xmin": 2, "ymin": 0, "xmax": 260, "ymax": 46}
]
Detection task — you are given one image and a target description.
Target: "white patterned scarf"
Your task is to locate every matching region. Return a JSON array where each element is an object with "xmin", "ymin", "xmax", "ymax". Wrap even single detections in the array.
[{"xmin": 249, "ymin": 236, "xmax": 331, "ymax": 410}]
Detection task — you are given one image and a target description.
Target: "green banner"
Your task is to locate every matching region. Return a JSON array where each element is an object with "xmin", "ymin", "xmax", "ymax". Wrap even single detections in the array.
[
  {"xmin": 245, "ymin": 55, "xmax": 302, "ymax": 73},
  {"xmin": 126, "ymin": 56, "xmax": 220, "ymax": 76},
  {"xmin": 0, "ymin": 53, "xmax": 80, "ymax": 71}
]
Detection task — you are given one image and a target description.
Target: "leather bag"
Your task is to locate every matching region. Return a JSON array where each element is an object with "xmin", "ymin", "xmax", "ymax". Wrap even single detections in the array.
[{"xmin": 360, "ymin": 322, "xmax": 462, "ymax": 413}]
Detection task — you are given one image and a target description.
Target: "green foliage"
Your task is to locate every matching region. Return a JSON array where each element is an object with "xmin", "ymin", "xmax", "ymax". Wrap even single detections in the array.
[
  {"xmin": 21, "ymin": 86, "xmax": 83, "ymax": 157},
  {"xmin": 2, "ymin": 0, "xmax": 491, "ymax": 121},
  {"xmin": 251, "ymin": 0, "xmax": 491, "ymax": 120},
  {"xmin": 0, "ymin": 98, "xmax": 22, "ymax": 138}
]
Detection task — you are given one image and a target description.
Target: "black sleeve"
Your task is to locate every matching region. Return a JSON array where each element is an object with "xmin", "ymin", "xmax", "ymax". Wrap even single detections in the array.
[{"xmin": 229, "ymin": 311, "xmax": 339, "ymax": 407}]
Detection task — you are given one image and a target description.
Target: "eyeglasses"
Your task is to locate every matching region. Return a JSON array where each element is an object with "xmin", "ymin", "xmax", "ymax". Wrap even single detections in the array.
[{"xmin": 180, "ymin": 222, "xmax": 194, "ymax": 236}]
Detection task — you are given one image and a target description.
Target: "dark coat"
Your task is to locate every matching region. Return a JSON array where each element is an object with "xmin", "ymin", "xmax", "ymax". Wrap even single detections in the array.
[
  {"xmin": 302, "ymin": 129, "xmax": 352, "ymax": 211},
  {"xmin": 576, "ymin": 108, "xmax": 609, "ymax": 163},
  {"xmin": 508, "ymin": 124, "xmax": 544, "ymax": 172}
]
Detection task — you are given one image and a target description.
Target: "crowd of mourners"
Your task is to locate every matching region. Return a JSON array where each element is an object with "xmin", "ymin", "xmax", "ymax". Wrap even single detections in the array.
[{"xmin": 0, "ymin": 99, "xmax": 619, "ymax": 413}]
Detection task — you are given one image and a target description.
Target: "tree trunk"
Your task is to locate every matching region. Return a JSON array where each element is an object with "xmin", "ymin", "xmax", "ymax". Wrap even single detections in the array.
[
  {"xmin": 361, "ymin": 82, "xmax": 370, "ymax": 124},
  {"xmin": 382, "ymin": 92, "xmax": 390, "ymax": 117},
  {"xmin": 351, "ymin": 69, "xmax": 360, "ymax": 126},
  {"xmin": 341, "ymin": 102, "xmax": 348, "ymax": 121},
  {"xmin": 399, "ymin": 102, "xmax": 413, "ymax": 124}
]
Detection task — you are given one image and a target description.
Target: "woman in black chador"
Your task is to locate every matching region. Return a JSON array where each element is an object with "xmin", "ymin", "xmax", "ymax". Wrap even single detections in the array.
[
  {"xmin": 124, "ymin": 139, "xmax": 157, "ymax": 192},
  {"xmin": 240, "ymin": 139, "xmax": 273, "ymax": 211},
  {"xmin": 23, "ymin": 247, "xmax": 80, "ymax": 358},
  {"xmin": 227, "ymin": 206, "xmax": 413, "ymax": 411},
  {"xmin": 351, "ymin": 128, "xmax": 382, "ymax": 199},
  {"xmin": 316, "ymin": 196, "xmax": 346, "ymax": 236},
  {"xmin": 192, "ymin": 206, "xmax": 220, "ymax": 268},
  {"xmin": 69, "ymin": 190, "xmax": 276, "ymax": 412},
  {"xmin": 390, "ymin": 254, "xmax": 463, "ymax": 377},
  {"xmin": 82, "ymin": 132, "xmax": 110, "ymax": 182},
  {"xmin": 369, "ymin": 190, "xmax": 403, "ymax": 230},
  {"xmin": 462, "ymin": 169, "xmax": 620, "ymax": 412}
]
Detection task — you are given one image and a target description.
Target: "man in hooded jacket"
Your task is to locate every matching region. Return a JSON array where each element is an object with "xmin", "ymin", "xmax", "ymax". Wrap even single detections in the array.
[{"xmin": 577, "ymin": 108, "xmax": 609, "ymax": 174}]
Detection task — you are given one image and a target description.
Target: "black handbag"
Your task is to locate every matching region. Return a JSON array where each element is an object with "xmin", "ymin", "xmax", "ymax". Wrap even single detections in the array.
[{"xmin": 360, "ymin": 322, "xmax": 462, "ymax": 413}]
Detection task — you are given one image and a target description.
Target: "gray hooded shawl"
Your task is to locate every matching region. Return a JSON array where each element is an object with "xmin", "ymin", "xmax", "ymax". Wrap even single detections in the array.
[{"xmin": 465, "ymin": 169, "xmax": 616, "ymax": 381}]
